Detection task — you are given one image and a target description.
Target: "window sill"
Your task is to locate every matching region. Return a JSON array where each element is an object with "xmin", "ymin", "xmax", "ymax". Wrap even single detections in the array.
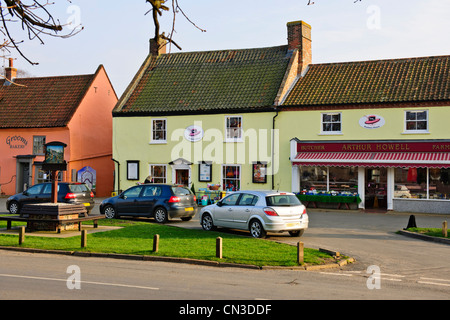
[
  {"xmin": 401, "ymin": 131, "xmax": 430, "ymax": 135},
  {"xmin": 149, "ymin": 141, "xmax": 167, "ymax": 145},
  {"xmin": 318, "ymin": 132, "xmax": 343, "ymax": 136}
]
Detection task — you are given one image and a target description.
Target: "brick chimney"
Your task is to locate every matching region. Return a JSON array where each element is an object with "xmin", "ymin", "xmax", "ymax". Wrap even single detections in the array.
[
  {"xmin": 150, "ymin": 37, "xmax": 167, "ymax": 56},
  {"xmin": 287, "ymin": 21, "xmax": 312, "ymax": 76},
  {"xmin": 4, "ymin": 58, "xmax": 17, "ymax": 85}
]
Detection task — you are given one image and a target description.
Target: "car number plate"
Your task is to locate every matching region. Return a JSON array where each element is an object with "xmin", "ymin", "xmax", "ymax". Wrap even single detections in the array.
[
  {"xmin": 185, "ymin": 207, "xmax": 194, "ymax": 212},
  {"xmin": 83, "ymin": 203, "xmax": 90, "ymax": 207},
  {"xmin": 286, "ymin": 222, "xmax": 300, "ymax": 228}
]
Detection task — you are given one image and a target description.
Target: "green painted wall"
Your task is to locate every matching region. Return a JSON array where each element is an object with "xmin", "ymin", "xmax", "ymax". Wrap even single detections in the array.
[{"xmin": 113, "ymin": 105, "xmax": 450, "ymax": 193}]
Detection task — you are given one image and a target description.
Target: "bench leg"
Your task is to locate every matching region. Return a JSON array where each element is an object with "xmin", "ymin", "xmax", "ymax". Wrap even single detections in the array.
[
  {"xmin": 7, "ymin": 221, "xmax": 12, "ymax": 230},
  {"xmin": 78, "ymin": 222, "xmax": 82, "ymax": 231},
  {"xmin": 94, "ymin": 220, "xmax": 98, "ymax": 229}
]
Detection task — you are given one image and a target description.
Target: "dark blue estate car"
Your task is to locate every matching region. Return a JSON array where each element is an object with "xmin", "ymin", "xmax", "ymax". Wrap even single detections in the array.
[{"xmin": 100, "ymin": 184, "xmax": 198, "ymax": 223}]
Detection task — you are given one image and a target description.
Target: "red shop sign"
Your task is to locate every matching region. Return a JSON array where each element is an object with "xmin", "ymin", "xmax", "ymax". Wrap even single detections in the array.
[{"xmin": 297, "ymin": 141, "xmax": 450, "ymax": 153}]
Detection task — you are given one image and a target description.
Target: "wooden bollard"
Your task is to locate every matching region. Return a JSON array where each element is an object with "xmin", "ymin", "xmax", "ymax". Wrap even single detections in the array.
[
  {"xmin": 81, "ymin": 230, "xmax": 87, "ymax": 248},
  {"xmin": 19, "ymin": 226, "xmax": 25, "ymax": 245},
  {"xmin": 216, "ymin": 237, "xmax": 223, "ymax": 259},
  {"xmin": 443, "ymin": 221, "xmax": 448, "ymax": 238},
  {"xmin": 297, "ymin": 241, "xmax": 304, "ymax": 265},
  {"xmin": 153, "ymin": 234, "xmax": 160, "ymax": 253}
]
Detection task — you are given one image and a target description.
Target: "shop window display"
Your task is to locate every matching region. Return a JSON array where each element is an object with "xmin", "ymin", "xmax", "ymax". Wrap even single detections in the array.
[
  {"xmin": 300, "ymin": 167, "xmax": 327, "ymax": 193},
  {"xmin": 329, "ymin": 167, "xmax": 358, "ymax": 194},
  {"xmin": 429, "ymin": 168, "xmax": 450, "ymax": 200},
  {"xmin": 300, "ymin": 166, "xmax": 358, "ymax": 195},
  {"xmin": 223, "ymin": 165, "xmax": 241, "ymax": 191},
  {"xmin": 394, "ymin": 168, "xmax": 450, "ymax": 200}
]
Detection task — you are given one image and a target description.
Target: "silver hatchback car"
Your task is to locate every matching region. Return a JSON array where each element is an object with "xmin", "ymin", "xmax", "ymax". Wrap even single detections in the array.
[{"xmin": 199, "ymin": 190, "xmax": 309, "ymax": 238}]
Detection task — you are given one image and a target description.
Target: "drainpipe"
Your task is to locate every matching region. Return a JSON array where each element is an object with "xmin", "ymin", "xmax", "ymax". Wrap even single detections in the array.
[
  {"xmin": 112, "ymin": 158, "xmax": 120, "ymax": 193},
  {"xmin": 272, "ymin": 108, "xmax": 279, "ymax": 191}
]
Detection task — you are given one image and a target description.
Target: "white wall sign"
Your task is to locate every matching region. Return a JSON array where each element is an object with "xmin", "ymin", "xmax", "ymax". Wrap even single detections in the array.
[
  {"xmin": 359, "ymin": 115, "xmax": 385, "ymax": 129},
  {"xmin": 184, "ymin": 125, "xmax": 204, "ymax": 142}
]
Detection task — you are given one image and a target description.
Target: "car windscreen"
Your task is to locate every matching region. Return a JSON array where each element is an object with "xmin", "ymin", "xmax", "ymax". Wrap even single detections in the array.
[
  {"xmin": 171, "ymin": 187, "xmax": 191, "ymax": 196},
  {"xmin": 266, "ymin": 195, "xmax": 301, "ymax": 206},
  {"xmin": 68, "ymin": 184, "xmax": 90, "ymax": 193}
]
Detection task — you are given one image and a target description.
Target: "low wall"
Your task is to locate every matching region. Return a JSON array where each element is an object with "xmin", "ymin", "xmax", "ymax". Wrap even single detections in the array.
[{"xmin": 393, "ymin": 199, "xmax": 450, "ymax": 215}]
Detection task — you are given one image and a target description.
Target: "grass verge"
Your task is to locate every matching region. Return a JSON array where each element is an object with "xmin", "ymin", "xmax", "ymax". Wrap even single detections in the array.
[
  {"xmin": 0, "ymin": 218, "xmax": 335, "ymax": 267},
  {"xmin": 405, "ymin": 227, "xmax": 450, "ymax": 239}
]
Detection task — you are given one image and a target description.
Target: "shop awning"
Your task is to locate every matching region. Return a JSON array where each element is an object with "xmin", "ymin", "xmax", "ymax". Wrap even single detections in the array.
[{"xmin": 292, "ymin": 152, "xmax": 450, "ymax": 168}]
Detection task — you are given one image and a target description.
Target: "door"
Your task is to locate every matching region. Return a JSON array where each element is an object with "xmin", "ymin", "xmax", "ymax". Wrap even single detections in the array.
[
  {"xmin": 139, "ymin": 185, "xmax": 162, "ymax": 216},
  {"xmin": 175, "ymin": 169, "xmax": 189, "ymax": 186},
  {"xmin": 214, "ymin": 193, "xmax": 241, "ymax": 228},
  {"xmin": 365, "ymin": 168, "xmax": 387, "ymax": 209},
  {"xmin": 17, "ymin": 162, "xmax": 31, "ymax": 193},
  {"xmin": 116, "ymin": 186, "xmax": 143, "ymax": 215},
  {"xmin": 234, "ymin": 193, "xmax": 259, "ymax": 228},
  {"xmin": 22, "ymin": 184, "xmax": 46, "ymax": 206}
]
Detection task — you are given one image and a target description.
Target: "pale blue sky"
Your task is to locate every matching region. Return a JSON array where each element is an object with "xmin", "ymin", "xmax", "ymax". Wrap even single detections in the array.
[{"xmin": 7, "ymin": 0, "xmax": 450, "ymax": 96}]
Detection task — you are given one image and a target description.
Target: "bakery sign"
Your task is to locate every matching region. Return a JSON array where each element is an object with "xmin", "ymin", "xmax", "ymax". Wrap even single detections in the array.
[
  {"xmin": 6, "ymin": 135, "xmax": 28, "ymax": 149},
  {"xmin": 359, "ymin": 115, "xmax": 385, "ymax": 129}
]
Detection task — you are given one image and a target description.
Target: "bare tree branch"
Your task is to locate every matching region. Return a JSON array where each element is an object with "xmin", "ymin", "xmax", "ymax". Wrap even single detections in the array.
[
  {"xmin": 146, "ymin": 0, "xmax": 206, "ymax": 53},
  {"xmin": 0, "ymin": 0, "xmax": 82, "ymax": 65}
]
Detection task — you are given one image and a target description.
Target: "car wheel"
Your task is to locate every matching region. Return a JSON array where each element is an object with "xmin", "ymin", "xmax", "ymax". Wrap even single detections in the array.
[
  {"xmin": 8, "ymin": 201, "xmax": 20, "ymax": 215},
  {"xmin": 154, "ymin": 207, "xmax": 168, "ymax": 224},
  {"xmin": 104, "ymin": 205, "xmax": 117, "ymax": 219},
  {"xmin": 249, "ymin": 219, "xmax": 266, "ymax": 238},
  {"xmin": 201, "ymin": 213, "xmax": 215, "ymax": 231},
  {"xmin": 289, "ymin": 230, "xmax": 305, "ymax": 237}
]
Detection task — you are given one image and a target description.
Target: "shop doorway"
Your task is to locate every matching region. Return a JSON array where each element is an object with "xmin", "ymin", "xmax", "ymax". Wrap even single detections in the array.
[
  {"xmin": 175, "ymin": 169, "xmax": 190, "ymax": 187},
  {"xmin": 15, "ymin": 155, "xmax": 36, "ymax": 193},
  {"xmin": 365, "ymin": 168, "xmax": 387, "ymax": 209}
]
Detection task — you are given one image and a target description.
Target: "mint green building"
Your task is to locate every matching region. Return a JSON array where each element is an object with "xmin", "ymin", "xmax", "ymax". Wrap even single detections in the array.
[{"xmin": 113, "ymin": 20, "xmax": 450, "ymax": 213}]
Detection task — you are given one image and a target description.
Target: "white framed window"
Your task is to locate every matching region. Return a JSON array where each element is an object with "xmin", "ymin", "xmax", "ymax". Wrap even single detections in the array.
[
  {"xmin": 321, "ymin": 113, "xmax": 342, "ymax": 134},
  {"xmin": 222, "ymin": 164, "xmax": 241, "ymax": 191},
  {"xmin": 404, "ymin": 110, "xmax": 428, "ymax": 133},
  {"xmin": 225, "ymin": 116, "xmax": 243, "ymax": 142},
  {"xmin": 33, "ymin": 136, "xmax": 46, "ymax": 155},
  {"xmin": 151, "ymin": 119, "xmax": 167, "ymax": 143},
  {"xmin": 149, "ymin": 164, "xmax": 167, "ymax": 184}
]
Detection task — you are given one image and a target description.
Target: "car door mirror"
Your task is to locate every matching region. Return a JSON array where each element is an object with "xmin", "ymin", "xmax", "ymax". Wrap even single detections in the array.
[
  {"xmin": 119, "ymin": 193, "xmax": 127, "ymax": 200},
  {"xmin": 23, "ymin": 191, "xmax": 28, "ymax": 196},
  {"xmin": 216, "ymin": 201, "xmax": 223, "ymax": 207}
]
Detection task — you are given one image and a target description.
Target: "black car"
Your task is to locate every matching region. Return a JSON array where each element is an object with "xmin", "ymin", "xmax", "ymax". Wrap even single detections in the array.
[
  {"xmin": 100, "ymin": 184, "xmax": 198, "ymax": 223},
  {"xmin": 6, "ymin": 182, "xmax": 95, "ymax": 215}
]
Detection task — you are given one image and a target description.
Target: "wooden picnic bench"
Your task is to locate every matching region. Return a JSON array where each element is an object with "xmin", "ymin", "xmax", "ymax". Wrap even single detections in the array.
[{"xmin": 0, "ymin": 215, "xmax": 106, "ymax": 234}]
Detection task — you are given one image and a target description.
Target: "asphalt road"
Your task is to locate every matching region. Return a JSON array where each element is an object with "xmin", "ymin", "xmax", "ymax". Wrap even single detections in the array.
[{"xmin": 1, "ymin": 197, "xmax": 449, "ymax": 301}]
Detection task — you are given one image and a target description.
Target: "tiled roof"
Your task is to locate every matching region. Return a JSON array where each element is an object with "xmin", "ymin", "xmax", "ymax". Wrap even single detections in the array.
[
  {"xmin": 114, "ymin": 46, "xmax": 292, "ymax": 115},
  {"xmin": 0, "ymin": 73, "xmax": 96, "ymax": 128},
  {"xmin": 283, "ymin": 55, "xmax": 450, "ymax": 107}
]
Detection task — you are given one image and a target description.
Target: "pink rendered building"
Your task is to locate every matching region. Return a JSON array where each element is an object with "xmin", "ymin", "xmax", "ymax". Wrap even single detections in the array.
[{"xmin": 0, "ymin": 60, "xmax": 118, "ymax": 197}]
